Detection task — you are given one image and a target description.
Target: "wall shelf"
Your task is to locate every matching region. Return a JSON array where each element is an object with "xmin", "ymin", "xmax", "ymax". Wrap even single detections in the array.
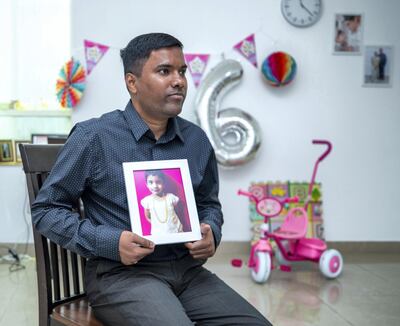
[
  {"xmin": 0, "ymin": 109, "xmax": 73, "ymax": 145},
  {"xmin": 0, "ymin": 110, "xmax": 72, "ymax": 118}
]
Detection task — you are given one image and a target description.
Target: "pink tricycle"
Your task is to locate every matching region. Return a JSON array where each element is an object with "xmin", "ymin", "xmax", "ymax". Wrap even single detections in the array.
[{"xmin": 233, "ymin": 140, "xmax": 343, "ymax": 283}]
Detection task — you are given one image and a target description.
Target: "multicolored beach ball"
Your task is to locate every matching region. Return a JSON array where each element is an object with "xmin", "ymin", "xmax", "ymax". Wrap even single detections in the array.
[
  {"xmin": 56, "ymin": 58, "xmax": 86, "ymax": 108},
  {"xmin": 261, "ymin": 52, "xmax": 297, "ymax": 87}
]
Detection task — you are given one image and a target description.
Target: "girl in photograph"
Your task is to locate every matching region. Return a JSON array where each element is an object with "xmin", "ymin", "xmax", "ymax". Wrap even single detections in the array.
[
  {"xmin": 335, "ymin": 29, "xmax": 348, "ymax": 52},
  {"xmin": 141, "ymin": 170, "xmax": 183, "ymax": 234}
]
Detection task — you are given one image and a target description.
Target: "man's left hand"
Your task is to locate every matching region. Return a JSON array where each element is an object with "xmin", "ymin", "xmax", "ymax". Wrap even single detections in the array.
[{"xmin": 185, "ymin": 223, "xmax": 215, "ymax": 260}]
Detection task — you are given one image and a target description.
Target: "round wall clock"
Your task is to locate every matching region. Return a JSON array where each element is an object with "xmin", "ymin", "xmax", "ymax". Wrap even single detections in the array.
[{"xmin": 281, "ymin": 0, "xmax": 322, "ymax": 28}]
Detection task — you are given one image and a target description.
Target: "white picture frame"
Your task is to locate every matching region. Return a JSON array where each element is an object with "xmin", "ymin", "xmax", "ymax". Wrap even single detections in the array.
[
  {"xmin": 333, "ymin": 13, "xmax": 364, "ymax": 55},
  {"xmin": 363, "ymin": 45, "xmax": 394, "ymax": 88},
  {"xmin": 123, "ymin": 159, "xmax": 201, "ymax": 245}
]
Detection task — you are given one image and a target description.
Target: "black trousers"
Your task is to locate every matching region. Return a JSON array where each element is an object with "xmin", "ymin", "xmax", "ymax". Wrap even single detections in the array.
[
  {"xmin": 378, "ymin": 64, "xmax": 385, "ymax": 79},
  {"xmin": 85, "ymin": 255, "xmax": 272, "ymax": 326}
]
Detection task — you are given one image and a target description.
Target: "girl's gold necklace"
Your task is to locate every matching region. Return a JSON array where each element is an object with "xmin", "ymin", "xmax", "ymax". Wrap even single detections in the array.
[{"xmin": 152, "ymin": 195, "xmax": 168, "ymax": 223}]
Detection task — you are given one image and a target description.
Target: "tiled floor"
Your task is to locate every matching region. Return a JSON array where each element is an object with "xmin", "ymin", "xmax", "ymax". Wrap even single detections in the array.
[{"xmin": 1, "ymin": 252, "xmax": 400, "ymax": 326}]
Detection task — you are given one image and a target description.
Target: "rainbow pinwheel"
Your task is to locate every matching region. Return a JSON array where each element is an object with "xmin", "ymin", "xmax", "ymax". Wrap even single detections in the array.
[{"xmin": 56, "ymin": 58, "xmax": 86, "ymax": 108}]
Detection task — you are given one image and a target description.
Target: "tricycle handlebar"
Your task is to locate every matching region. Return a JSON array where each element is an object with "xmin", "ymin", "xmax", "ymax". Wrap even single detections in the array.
[
  {"xmin": 312, "ymin": 139, "xmax": 332, "ymax": 162},
  {"xmin": 237, "ymin": 189, "xmax": 255, "ymax": 200},
  {"xmin": 238, "ymin": 189, "xmax": 298, "ymax": 205},
  {"xmin": 283, "ymin": 196, "xmax": 299, "ymax": 204}
]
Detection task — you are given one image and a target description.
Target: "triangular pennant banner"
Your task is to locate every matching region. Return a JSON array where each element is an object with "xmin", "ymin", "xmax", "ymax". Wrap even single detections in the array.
[
  {"xmin": 184, "ymin": 54, "xmax": 210, "ymax": 87},
  {"xmin": 233, "ymin": 34, "xmax": 258, "ymax": 68},
  {"xmin": 84, "ymin": 39, "xmax": 109, "ymax": 75}
]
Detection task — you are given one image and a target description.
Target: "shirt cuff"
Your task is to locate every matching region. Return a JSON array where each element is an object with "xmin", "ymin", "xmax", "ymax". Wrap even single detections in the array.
[
  {"xmin": 95, "ymin": 225, "xmax": 124, "ymax": 261},
  {"xmin": 203, "ymin": 220, "xmax": 222, "ymax": 248}
]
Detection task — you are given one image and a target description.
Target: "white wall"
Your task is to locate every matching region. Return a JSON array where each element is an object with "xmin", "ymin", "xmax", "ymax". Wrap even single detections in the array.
[
  {"xmin": 1, "ymin": 0, "xmax": 399, "ymax": 243},
  {"xmin": 0, "ymin": 167, "xmax": 31, "ymax": 243},
  {"xmin": 69, "ymin": 0, "xmax": 400, "ymax": 242}
]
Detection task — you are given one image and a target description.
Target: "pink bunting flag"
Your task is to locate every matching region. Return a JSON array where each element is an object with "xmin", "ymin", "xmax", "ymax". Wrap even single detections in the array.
[
  {"xmin": 84, "ymin": 40, "xmax": 109, "ymax": 75},
  {"xmin": 184, "ymin": 54, "xmax": 210, "ymax": 87},
  {"xmin": 233, "ymin": 34, "xmax": 258, "ymax": 68}
]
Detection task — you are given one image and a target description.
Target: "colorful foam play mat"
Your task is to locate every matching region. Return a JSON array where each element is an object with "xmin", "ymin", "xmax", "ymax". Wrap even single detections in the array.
[{"xmin": 247, "ymin": 182, "xmax": 324, "ymax": 243}]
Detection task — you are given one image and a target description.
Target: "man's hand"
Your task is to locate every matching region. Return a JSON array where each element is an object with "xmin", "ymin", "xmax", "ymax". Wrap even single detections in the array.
[
  {"xmin": 185, "ymin": 223, "xmax": 215, "ymax": 260},
  {"xmin": 119, "ymin": 231, "xmax": 155, "ymax": 265}
]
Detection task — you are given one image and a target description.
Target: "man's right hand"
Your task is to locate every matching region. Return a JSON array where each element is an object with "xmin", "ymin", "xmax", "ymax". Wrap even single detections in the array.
[{"xmin": 119, "ymin": 231, "xmax": 155, "ymax": 265}]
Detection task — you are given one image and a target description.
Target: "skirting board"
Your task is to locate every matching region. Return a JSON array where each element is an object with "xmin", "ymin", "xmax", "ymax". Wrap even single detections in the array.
[
  {"xmin": 1, "ymin": 241, "xmax": 399, "ymax": 259},
  {"xmin": 214, "ymin": 241, "xmax": 400, "ymax": 256},
  {"xmin": 0, "ymin": 243, "xmax": 35, "ymax": 257}
]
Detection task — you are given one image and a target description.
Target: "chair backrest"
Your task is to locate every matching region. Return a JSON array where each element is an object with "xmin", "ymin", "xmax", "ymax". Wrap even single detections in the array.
[{"xmin": 20, "ymin": 144, "xmax": 88, "ymax": 326}]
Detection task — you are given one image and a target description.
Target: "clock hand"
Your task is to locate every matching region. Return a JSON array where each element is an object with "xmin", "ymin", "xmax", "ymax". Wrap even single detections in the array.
[{"xmin": 299, "ymin": 0, "xmax": 314, "ymax": 16}]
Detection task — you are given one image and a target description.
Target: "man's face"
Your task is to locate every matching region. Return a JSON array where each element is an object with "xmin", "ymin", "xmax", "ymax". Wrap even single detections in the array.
[
  {"xmin": 129, "ymin": 47, "xmax": 187, "ymax": 121},
  {"xmin": 346, "ymin": 20, "xmax": 359, "ymax": 33}
]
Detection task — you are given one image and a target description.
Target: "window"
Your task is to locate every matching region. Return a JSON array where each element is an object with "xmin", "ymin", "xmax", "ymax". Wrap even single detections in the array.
[{"xmin": 0, "ymin": 0, "xmax": 70, "ymax": 108}]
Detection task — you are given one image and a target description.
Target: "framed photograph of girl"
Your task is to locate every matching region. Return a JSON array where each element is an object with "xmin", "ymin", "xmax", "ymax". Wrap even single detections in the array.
[
  {"xmin": 123, "ymin": 159, "xmax": 201, "ymax": 244},
  {"xmin": 333, "ymin": 14, "xmax": 363, "ymax": 55},
  {"xmin": 363, "ymin": 45, "xmax": 394, "ymax": 87}
]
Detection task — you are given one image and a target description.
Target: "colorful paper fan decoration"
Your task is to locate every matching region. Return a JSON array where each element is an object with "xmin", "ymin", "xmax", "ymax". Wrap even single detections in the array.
[
  {"xmin": 261, "ymin": 52, "xmax": 297, "ymax": 87},
  {"xmin": 56, "ymin": 58, "xmax": 86, "ymax": 108}
]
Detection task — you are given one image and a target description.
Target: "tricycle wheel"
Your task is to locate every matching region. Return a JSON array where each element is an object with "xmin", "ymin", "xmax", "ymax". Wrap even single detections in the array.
[
  {"xmin": 251, "ymin": 251, "xmax": 271, "ymax": 283},
  {"xmin": 319, "ymin": 249, "xmax": 343, "ymax": 279}
]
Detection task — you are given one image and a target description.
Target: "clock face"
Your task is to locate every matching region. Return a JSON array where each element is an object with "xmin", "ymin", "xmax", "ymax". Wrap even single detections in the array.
[{"xmin": 281, "ymin": 0, "xmax": 322, "ymax": 27}]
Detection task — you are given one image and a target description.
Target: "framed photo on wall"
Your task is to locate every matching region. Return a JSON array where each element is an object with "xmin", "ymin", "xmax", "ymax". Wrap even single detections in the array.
[
  {"xmin": 363, "ymin": 45, "xmax": 394, "ymax": 87},
  {"xmin": 0, "ymin": 140, "xmax": 15, "ymax": 164},
  {"xmin": 123, "ymin": 159, "xmax": 201, "ymax": 244},
  {"xmin": 333, "ymin": 13, "xmax": 363, "ymax": 55}
]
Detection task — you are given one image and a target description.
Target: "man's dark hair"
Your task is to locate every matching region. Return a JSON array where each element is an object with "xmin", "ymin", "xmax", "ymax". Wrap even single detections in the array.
[
  {"xmin": 344, "ymin": 15, "xmax": 357, "ymax": 21},
  {"xmin": 120, "ymin": 33, "xmax": 183, "ymax": 77}
]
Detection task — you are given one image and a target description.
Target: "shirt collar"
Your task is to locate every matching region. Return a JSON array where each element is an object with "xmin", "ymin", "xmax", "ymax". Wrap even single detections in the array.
[
  {"xmin": 170, "ymin": 116, "xmax": 185, "ymax": 143},
  {"xmin": 122, "ymin": 100, "xmax": 185, "ymax": 143}
]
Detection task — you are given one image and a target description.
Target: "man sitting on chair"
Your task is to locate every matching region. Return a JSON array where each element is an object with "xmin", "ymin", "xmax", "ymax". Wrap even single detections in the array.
[{"xmin": 31, "ymin": 33, "xmax": 271, "ymax": 326}]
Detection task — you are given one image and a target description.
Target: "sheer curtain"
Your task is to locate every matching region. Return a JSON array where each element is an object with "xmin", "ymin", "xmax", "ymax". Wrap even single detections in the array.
[{"xmin": 0, "ymin": 0, "xmax": 70, "ymax": 107}]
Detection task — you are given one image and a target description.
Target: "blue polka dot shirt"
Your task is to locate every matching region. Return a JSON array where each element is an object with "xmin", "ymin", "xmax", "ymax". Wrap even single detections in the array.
[{"xmin": 31, "ymin": 101, "xmax": 223, "ymax": 262}]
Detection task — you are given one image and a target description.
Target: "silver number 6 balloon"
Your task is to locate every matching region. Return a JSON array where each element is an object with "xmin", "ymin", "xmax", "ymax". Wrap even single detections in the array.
[{"xmin": 194, "ymin": 59, "xmax": 262, "ymax": 167}]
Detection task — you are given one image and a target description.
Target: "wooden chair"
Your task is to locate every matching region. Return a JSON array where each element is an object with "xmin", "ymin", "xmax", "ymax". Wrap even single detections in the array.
[{"xmin": 19, "ymin": 144, "xmax": 103, "ymax": 326}]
